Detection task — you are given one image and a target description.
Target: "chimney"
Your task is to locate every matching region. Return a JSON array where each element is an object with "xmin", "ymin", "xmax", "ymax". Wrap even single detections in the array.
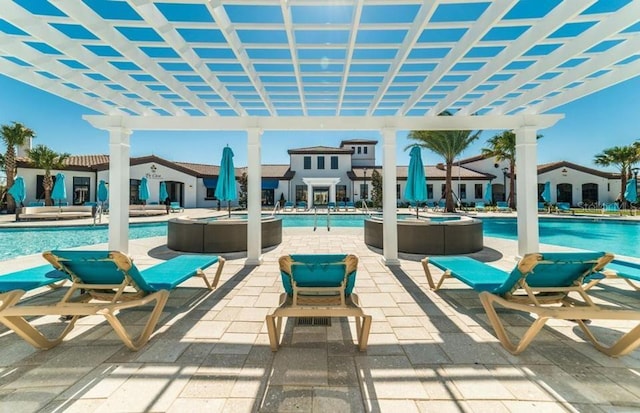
[{"xmin": 16, "ymin": 137, "xmax": 33, "ymax": 158}]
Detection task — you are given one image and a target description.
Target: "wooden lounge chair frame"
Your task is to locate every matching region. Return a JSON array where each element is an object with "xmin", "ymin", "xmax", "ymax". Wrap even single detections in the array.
[
  {"xmin": 266, "ymin": 254, "xmax": 371, "ymax": 352},
  {"xmin": 0, "ymin": 251, "xmax": 224, "ymax": 351},
  {"xmin": 422, "ymin": 252, "xmax": 640, "ymax": 357}
]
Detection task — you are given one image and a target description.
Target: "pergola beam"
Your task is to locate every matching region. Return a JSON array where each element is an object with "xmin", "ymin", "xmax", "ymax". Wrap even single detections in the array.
[{"xmin": 84, "ymin": 113, "xmax": 563, "ymax": 131}]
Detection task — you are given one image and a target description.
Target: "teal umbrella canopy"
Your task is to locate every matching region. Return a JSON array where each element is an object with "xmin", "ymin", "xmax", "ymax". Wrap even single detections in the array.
[
  {"xmin": 624, "ymin": 178, "xmax": 637, "ymax": 202},
  {"xmin": 215, "ymin": 146, "xmax": 237, "ymax": 217},
  {"xmin": 159, "ymin": 181, "xmax": 169, "ymax": 202},
  {"xmin": 139, "ymin": 177, "xmax": 150, "ymax": 203},
  {"xmin": 404, "ymin": 146, "xmax": 427, "ymax": 218},
  {"xmin": 97, "ymin": 180, "xmax": 108, "ymax": 203},
  {"xmin": 484, "ymin": 182, "xmax": 492, "ymax": 202},
  {"xmin": 51, "ymin": 173, "xmax": 66, "ymax": 205},
  {"xmin": 541, "ymin": 181, "xmax": 551, "ymax": 203},
  {"xmin": 7, "ymin": 176, "xmax": 26, "ymax": 207}
]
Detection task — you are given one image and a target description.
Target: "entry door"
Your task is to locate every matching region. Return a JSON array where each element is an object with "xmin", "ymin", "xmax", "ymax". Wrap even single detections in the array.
[
  {"xmin": 313, "ymin": 187, "xmax": 329, "ymax": 206},
  {"xmin": 165, "ymin": 181, "xmax": 184, "ymax": 205}
]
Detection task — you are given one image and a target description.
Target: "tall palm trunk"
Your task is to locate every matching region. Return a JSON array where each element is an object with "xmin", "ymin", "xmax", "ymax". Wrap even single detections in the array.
[
  {"xmin": 445, "ymin": 161, "xmax": 455, "ymax": 212},
  {"xmin": 5, "ymin": 146, "xmax": 16, "ymax": 213},
  {"xmin": 508, "ymin": 160, "xmax": 516, "ymax": 210},
  {"xmin": 43, "ymin": 174, "xmax": 53, "ymax": 206}
]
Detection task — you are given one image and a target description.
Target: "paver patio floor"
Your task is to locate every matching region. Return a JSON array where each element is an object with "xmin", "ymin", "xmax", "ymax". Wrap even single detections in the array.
[{"xmin": 0, "ymin": 227, "xmax": 638, "ymax": 412}]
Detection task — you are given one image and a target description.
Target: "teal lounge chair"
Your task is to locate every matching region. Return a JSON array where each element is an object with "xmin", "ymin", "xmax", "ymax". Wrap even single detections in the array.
[
  {"xmin": 296, "ymin": 201, "xmax": 307, "ymax": 211},
  {"xmin": 327, "ymin": 201, "xmax": 336, "ymax": 211},
  {"xmin": 592, "ymin": 259, "xmax": 640, "ymax": 291},
  {"xmin": 422, "ymin": 252, "xmax": 640, "ymax": 357},
  {"xmin": 41, "ymin": 250, "xmax": 224, "ymax": 350},
  {"xmin": 283, "ymin": 201, "xmax": 294, "ymax": 211},
  {"xmin": 28, "ymin": 201, "xmax": 45, "ymax": 207},
  {"xmin": 170, "ymin": 202, "xmax": 183, "ymax": 212},
  {"xmin": 602, "ymin": 202, "xmax": 621, "ymax": 215},
  {"xmin": 537, "ymin": 202, "xmax": 547, "ymax": 213},
  {"xmin": 495, "ymin": 201, "xmax": 511, "ymax": 212},
  {"xmin": 266, "ymin": 254, "xmax": 371, "ymax": 352},
  {"xmin": 556, "ymin": 202, "xmax": 572, "ymax": 214},
  {"xmin": 0, "ymin": 265, "xmax": 72, "ymax": 349},
  {"xmin": 475, "ymin": 201, "xmax": 486, "ymax": 212},
  {"xmin": 337, "ymin": 201, "xmax": 346, "ymax": 211},
  {"xmin": 345, "ymin": 201, "xmax": 356, "ymax": 211}
]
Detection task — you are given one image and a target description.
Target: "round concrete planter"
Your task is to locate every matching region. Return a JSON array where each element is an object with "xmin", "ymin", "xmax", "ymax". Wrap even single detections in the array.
[
  {"xmin": 364, "ymin": 216, "xmax": 483, "ymax": 255},
  {"xmin": 168, "ymin": 216, "xmax": 282, "ymax": 253}
]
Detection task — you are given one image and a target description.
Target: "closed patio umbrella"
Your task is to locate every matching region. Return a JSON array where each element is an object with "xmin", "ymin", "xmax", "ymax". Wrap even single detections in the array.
[
  {"xmin": 139, "ymin": 177, "xmax": 150, "ymax": 205},
  {"xmin": 541, "ymin": 181, "xmax": 551, "ymax": 203},
  {"xmin": 97, "ymin": 180, "xmax": 108, "ymax": 222},
  {"xmin": 159, "ymin": 181, "xmax": 169, "ymax": 203},
  {"xmin": 484, "ymin": 181, "xmax": 492, "ymax": 203},
  {"xmin": 51, "ymin": 173, "xmax": 66, "ymax": 207},
  {"xmin": 7, "ymin": 176, "xmax": 26, "ymax": 208},
  {"xmin": 215, "ymin": 146, "xmax": 237, "ymax": 218},
  {"xmin": 624, "ymin": 177, "xmax": 637, "ymax": 204},
  {"xmin": 404, "ymin": 145, "xmax": 427, "ymax": 219}
]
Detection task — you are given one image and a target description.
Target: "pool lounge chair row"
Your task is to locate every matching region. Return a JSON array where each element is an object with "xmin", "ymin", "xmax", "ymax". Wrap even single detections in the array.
[
  {"xmin": 0, "ymin": 251, "xmax": 224, "ymax": 351},
  {"xmin": 422, "ymin": 252, "xmax": 640, "ymax": 357},
  {"xmin": 16, "ymin": 205, "xmax": 96, "ymax": 221}
]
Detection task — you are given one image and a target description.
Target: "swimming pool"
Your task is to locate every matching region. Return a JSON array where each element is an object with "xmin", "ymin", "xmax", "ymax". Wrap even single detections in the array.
[{"xmin": 1, "ymin": 215, "xmax": 638, "ymax": 261}]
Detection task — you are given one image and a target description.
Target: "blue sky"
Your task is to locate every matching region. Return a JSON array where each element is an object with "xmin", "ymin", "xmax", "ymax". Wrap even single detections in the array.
[{"xmin": 1, "ymin": 72, "xmax": 638, "ymax": 171}]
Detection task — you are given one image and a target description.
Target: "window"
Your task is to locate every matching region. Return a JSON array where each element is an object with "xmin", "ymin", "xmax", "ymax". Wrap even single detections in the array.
[
  {"xmin": 474, "ymin": 184, "xmax": 483, "ymax": 199},
  {"xmin": 357, "ymin": 147, "xmax": 361, "ymax": 154},
  {"xmin": 73, "ymin": 176, "xmax": 91, "ymax": 205},
  {"xmin": 396, "ymin": 184, "xmax": 401, "ymax": 199},
  {"xmin": 582, "ymin": 183, "xmax": 598, "ymax": 204},
  {"xmin": 336, "ymin": 185, "xmax": 347, "ymax": 201},
  {"xmin": 303, "ymin": 156, "xmax": 311, "ymax": 169},
  {"xmin": 130, "ymin": 179, "xmax": 141, "ymax": 204},
  {"xmin": 441, "ymin": 183, "xmax": 446, "ymax": 198},
  {"xmin": 427, "ymin": 184, "xmax": 433, "ymax": 199},
  {"xmin": 557, "ymin": 183, "xmax": 572, "ymax": 205},
  {"xmin": 331, "ymin": 156, "xmax": 338, "ymax": 169},
  {"xmin": 205, "ymin": 188, "xmax": 217, "ymax": 200},
  {"xmin": 317, "ymin": 156, "xmax": 325, "ymax": 169},
  {"xmin": 295, "ymin": 185, "xmax": 307, "ymax": 202},
  {"xmin": 360, "ymin": 183, "xmax": 368, "ymax": 199},
  {"xmin": 458, "ymin": 184, "xmax": 466, "ymax": 199},
  {"xmin": 364, "ymin": 147, "xmax": 368, "ymax": 154}
]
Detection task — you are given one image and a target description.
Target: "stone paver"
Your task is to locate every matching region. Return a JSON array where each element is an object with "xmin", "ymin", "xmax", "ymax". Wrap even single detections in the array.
[{"xmin": 0, "ymin": 221, "xmax": 638, "ymax": 412}]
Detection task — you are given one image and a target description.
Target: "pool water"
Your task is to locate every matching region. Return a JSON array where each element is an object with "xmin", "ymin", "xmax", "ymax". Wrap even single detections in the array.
[{"xmin": 1, "ymin": 216, "xmax": 638, "ymax": 261}]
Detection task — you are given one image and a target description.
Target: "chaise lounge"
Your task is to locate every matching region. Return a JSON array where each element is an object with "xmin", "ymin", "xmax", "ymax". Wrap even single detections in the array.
[
  {"xmin": 422, "ymin": 252, "xmax": 640, "ymax": 356},
  {"xmin": 0, "ymin": 251, "xmax": 225, "ymax": 351},
  {"xmin": 265, "ymin": 254, "xmax": 371, "ymax": 352}
]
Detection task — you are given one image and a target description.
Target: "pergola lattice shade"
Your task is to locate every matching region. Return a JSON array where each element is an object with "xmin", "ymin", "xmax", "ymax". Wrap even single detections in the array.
[{"xmin": 1, "ymin": 0, "xmax": 639, "ymax": 119}]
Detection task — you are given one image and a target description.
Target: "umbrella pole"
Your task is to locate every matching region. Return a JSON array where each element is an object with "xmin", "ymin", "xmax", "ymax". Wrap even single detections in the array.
[{"xmin": 228, "ymin": 202, "xmax": 231, "ymax": 218}]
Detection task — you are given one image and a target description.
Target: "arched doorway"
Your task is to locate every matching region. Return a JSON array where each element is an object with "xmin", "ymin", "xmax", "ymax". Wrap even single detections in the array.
[{"xmin": 557, "ymin": 183, "xmax": 572, "ymax": 205}]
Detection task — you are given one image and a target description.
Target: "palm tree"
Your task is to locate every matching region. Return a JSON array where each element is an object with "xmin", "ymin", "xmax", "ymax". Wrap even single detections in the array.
[
  {"xmin": 481, "ymin": 130, "xmax": 543, "ymax": 210},
  {"xmin": 26, "ymin": 145, "xmax": 69, "ymax": 206},
  {"xmin": 594, "ymin": 145, "xmax": 640, "ymax": 205},
  {"xmin": 1, "ymin": 122, "xmax": 36, "ymax": 212},
  {"xmin": 406, "ymin": 113, "xmax": 481, "ymax": 212}
]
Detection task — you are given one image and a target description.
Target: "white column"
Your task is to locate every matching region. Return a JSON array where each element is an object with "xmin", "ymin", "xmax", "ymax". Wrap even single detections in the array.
[
  {"xmin": 307, "ymin": 183, "xmax": 313, "ymax": 208},
  {"xmin": 515, "ymin": 127, "xmax": 539, "ymax": 256},
  {"xmin": 246, "ymin": 128, "xmax": 263, "ymax": 265},
  {"xmin": 329, "ymin": 184, "xmax": 336, "ymax": 204},
  {"xmin": 381, "ymin": 128, "xmax": 399, "ymax": 266},
  {"xmin": 107, "ymin": 127, "xmax": 131, "ymax": 253}
]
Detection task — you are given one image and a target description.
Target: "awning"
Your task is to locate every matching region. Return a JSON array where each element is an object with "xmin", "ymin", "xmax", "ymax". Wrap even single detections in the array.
[
  {"xmin": 203, "ymin": 177, "xmax": 218, "ymax": 189},
  {"xmin": 262, "ymin": 179, "xmax": 279, "ymax": 190}
]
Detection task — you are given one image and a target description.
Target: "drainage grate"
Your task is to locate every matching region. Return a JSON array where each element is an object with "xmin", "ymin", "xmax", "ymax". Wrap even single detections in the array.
[{"xmin": 295, "ymin": 317, "xmax": 331, "ymax": 326}]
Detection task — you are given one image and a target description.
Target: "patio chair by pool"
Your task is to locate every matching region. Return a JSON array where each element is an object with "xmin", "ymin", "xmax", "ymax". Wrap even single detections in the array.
[
  {"xmin": 28, "ymin": 201, "xmax": 45, "ymax": 207},
  {"xmin": 422, "ymin": 252, "xmax": 640, "ymax": 356},
  {"xmin": 296, "ymin": 201, "xmax": 307, "ymax": 211},
  {"xmin": 0, "ymin": 265, "xmax": 71, "ymax": 349},
  {"xmin": 41, "ymin": 251, "xmax": 225, "ymax": 350},
  {"xmin": 432, "ymin": 199, "xmax": 446, "ymax": 212},
  {"xmin": 475, "ymin": 201, "xmax": 486, "ymax": 212},
  {"xmin": 283, "ymin": 201, "xmax": 294, "ymax": 211},
  {"xmin": 170, "ymin": 202, "xmax": 183, "ymax": 212},
  {"xmin": 346, "ymin": 201, "xmax": 356, "ymax": 211},
  {"xmin": 556, "ymin": 202, "xmax": 573, "ymax": 214},
  {"xmin": 327, "ymin": 201, "xmax": 336, "ymax": 211},
  {"xmin": 602, "ymin": 202, "xmax": 621, "ymax": 215},
  {"xmin": 495, "ymin": 201, "xmax": 511, "ymax": 212},
  {"xmin": 538, "ymin": 202, "xmax": 547, "ymax": 213},
  {"xmin": 337, "ymin": 201, "xmax": 346, "ymax": 211},
  {"xmin": 265, "ymin": 254, "xmax": 371, "ymax": 352}
]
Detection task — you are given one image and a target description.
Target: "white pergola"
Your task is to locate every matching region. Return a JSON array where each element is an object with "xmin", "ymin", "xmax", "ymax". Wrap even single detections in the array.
[{"xmin": 1, "ymin": 0, "xmax": 638, "ymax": 265}]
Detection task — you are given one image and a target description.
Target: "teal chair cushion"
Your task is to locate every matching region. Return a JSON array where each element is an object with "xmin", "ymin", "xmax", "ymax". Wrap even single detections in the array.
[
  {"xmin": 281, "ymin": 254, "xmax": 356, "ymax": 296},
  {"xmin": 0, "ymin": 265, "xmax": 67, "ymax": 292}
]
